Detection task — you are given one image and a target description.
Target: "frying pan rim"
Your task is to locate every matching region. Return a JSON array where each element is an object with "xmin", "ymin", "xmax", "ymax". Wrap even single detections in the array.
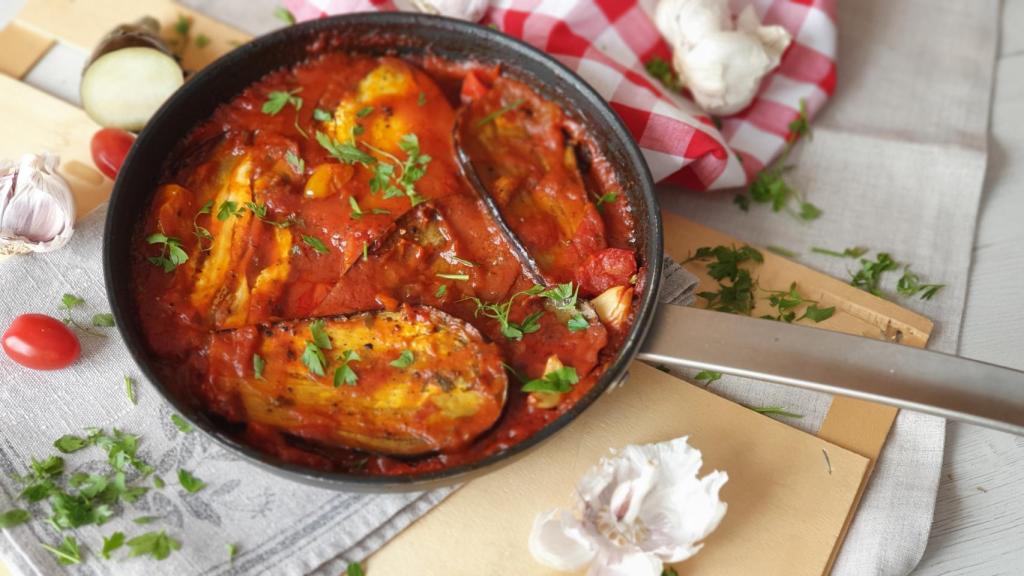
[{"xmin": 103, "ymin": 11, "xmax": 663, "ymax": 491}]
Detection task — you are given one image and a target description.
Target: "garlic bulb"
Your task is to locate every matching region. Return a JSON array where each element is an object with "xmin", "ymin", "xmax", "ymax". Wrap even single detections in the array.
[
  {"xmin": 654, "ymin": 0, "xmax": 792, "ymax": 115},
  {"xmin": 409, "ymin": 0, "xmax": 490, "ymax": 22},
  {"xmin": 0, "ymin": 154, "xmax": 76, "ymax": 256},
  {"xmin": 529, "ymin": 437, "xmax": 728, "ymax": 575}
]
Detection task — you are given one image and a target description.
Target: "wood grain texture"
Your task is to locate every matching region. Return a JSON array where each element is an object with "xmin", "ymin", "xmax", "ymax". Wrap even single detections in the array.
[{"xmin": 914, "ymin": 1, "xmax": 1024, "ymax": 573}]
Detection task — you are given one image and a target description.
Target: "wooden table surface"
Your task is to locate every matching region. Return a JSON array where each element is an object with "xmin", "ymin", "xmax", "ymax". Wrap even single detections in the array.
[{"xmin": 0, "ymin": 0, "xmax": 1021, "ymax": 574}]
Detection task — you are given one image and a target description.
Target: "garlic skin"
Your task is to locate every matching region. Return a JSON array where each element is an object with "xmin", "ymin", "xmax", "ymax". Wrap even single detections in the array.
[
  {"xmin": 409, "ymin": 0, "xmax": 490, "ymax": 22},
  {"xmin": 0, "ymin": 154, "xmax": 76, "ymax": 256},
  {"xmin": 654, "ymin": 0, "xmax": 792, "ymax": 115},
  {"xmin": 529, "ymin": 437, "xmax": 728, "ymax": 575}
]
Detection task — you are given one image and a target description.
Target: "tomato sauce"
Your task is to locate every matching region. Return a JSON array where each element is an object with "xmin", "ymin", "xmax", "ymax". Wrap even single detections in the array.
[{"xmin": 131, "ymin": 52, "xmax": 640, "ymax": 475}]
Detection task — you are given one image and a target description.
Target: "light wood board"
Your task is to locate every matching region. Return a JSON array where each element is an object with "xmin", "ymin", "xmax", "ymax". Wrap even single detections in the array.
[{"xmin": 0, "ymin": 2, "xmax": 936, "ymax": 574}]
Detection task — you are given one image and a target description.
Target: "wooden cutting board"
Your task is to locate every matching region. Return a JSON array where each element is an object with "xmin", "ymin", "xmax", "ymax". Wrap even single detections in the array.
[{"xmin": 0, "ymin": 2, "xmax": 933, "ymax": 574}]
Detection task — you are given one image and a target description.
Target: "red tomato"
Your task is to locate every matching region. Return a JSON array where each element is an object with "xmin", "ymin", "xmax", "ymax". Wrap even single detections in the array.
[
  {"xmin": 2, "ymin": 314, "xmax": 81, "ymax": 370},
  {"xmin": 460, "ymin": 70, "xmax": 490, "ymax": 104},
  {"xmin": 90, "ymin": 128, "xmax": 136, "ymax": 180},
  {"xmin": 576, "ymin": 248, "xmax": 638, "ymax": 297}
]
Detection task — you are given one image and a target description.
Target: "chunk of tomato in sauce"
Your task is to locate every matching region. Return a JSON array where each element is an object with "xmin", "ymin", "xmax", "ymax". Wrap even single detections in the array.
[
  {"xmin": 460, "ymin": 67, "xmax": 499, "ymax": 103},
  {"xmin": 576, "ymin": 248, "xmax": 637, "ymax": 297}
]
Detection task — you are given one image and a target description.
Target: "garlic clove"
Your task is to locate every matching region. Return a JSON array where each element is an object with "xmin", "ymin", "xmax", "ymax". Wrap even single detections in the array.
[
  {"xmin": 654, "ymin": 0, "xmax": 730, "ymax": 52},
  {"xmin": 590, "ymin": 285, "xmax": 633, "ymax": 330},
  {"xmin": 0, "ymin": 153, "xmax": 76, "ymax": 256},
  {"xmin": 735, "ymin": 5, "xmax": 791, "ymax": 66},
  {"xmin": 653, "ymin": 0, "xmax": 793, "ymax": 116},
  {"xmin": 409, "ymin": 0, "xmax": 490, "ymax": 22},
  {"xmin": 679, "ymin": 31, "xmax": 774, "ymax": 115}
]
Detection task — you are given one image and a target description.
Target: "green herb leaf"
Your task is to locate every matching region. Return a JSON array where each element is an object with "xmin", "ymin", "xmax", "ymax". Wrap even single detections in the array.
[
  {"xmin": 194, "ymin": 33, "xmax": 210, "ymax": 49},
  {"xmin": 177, "ymin": 469, "xmax": 206, "ymax": 493},
  {"xmin": 595, "ymin": 192, "xmax": 617, "ymax": 212},
  {"xmin": 748, "ymin": 405, "xmax": 804, "ymax": 419},
  {"xmin": 133, "ymin": 515, "xmax": 161, "ymax": 525},
  {"xmin": 217, "ymin": 200, "xmax": 242, "ymax": 221},
  {"xmin": 851, "ymin": 252, "xmax": 899, "ymax": 296},
  {"xmin": 274, "ymin": 6, "xmax": 296, "ymax": 25},
  {"xmin": 788, "ymin": 100, "xmax": 812, "ymax": 140},
  {"xmin": 170, "ymin": 414, "xmax": 193, "ymax": 434},
  {"xmin": 101, "ymin": 531, "xmax": 124, "ymax": 559},
  {"xmin": 301, "ymin": 234, "xmax": 329, "ymax": 254},
  {"xmin": 173, "ymin": 14, "xmax": 191, "ymax": 38},
  {"xmin": 465, "ymin": 287, "xmax": 548, "ymax": 342},
  {"xmin": 435, "ymin": 284, "xmax": 447, "ymax": 298},
  {"xmin": 61, "ymin": 293, "xmax": 85, "ymax": 310},
  {"xmin": 766, "ymin": 245, "xmax": 798, "ymax": 258},
  {"xmin": 896, "ymin": 267, "xmax": 945, "ymax": 301},
  {"xmin": 522, "ymin": 366, "xmax": 579, "ymax": 393},
  {"xmin": 91, "ymin": 313, "xmax": 115, "ymax": 327},
  {"xmin": 348, "ymin": 196, "xmax": 365, "ymax": 219},
  {"xmin": 390, "ymin": 350, "xmax": 415, "ymax": 369},
  {"xmin": 253, "ymin": 353, "xmax": 266, "ymax": 379},
  {"xmin": 476, "ymin": 99, "xmax": 525, "ymax": 127},
  {"xmin": 347, "ymin": 562, "xmax": 365, "ymax": 576},
  {"xmin": 0, "ymin": 509, "xmax": 30, "ymax": 528},
  {"xmin": 313, "ymin": 108, "xmax": 332, "ymax": 122},
  {"xmin": 800, "ymin": 304, "xmax": 835, "ymax": 323},
  {"xmin": 810, "ymin": 246, "xmax": 868, "ymax": 258},
  {"xmin": 124, "ymin": 375, "xmax": 137, "ymax": 405},
  {"xmin": 316, "ymin": 130, "xmax": 376, "ymax": 165},
  {"xmin": 54, "ymin": 435, "xmax": 90, "ymax": 454},
  {"xmin": 153, "ymin": 475, "xmax": 165, "ymax": 489},
  {"xmin": 333, "ymin": 350, "xmax": 361, "ymax": 387},
  {"xmin": 733, "ymin": 194, "xmax": 750, "ymax": 211},
  {"xmin": 436, "ymin": 272, "xmax": 469, "ymax": 281},
  {"xmin": 567, "ymin": 314, "xmax": 589, "ymax": 332},
  {"xmin": 146, "ymin": 233, "xmax": 189, "ymax": 272},
  {"xmin": 42, "ymin": 536, "xmax": 81, "ymax": 565},
  {"xmin": 694, "ymin": 370, "xmax": 722, "ymax": 385},
  {"xmin": 310, "ymin": 318, "xmax": 333, "ymax": 350},
  {"xmin": 302, "ymin": 341, "xmax": 327, "ymax": 376},
  {"xmin": 126, "ymin": 530, "xmax": 181, "ymax": 561},
  {"xmin": 285, "ymin": 150, "xmax": 305, "ymax": 174},
  {"xmin": 227, "ymin": 543, "xmax": 238, "ymax": 562},
  {"xmin": 262, "ymin": 89, "xmax": 302, "ymax": 116},
  {"xmin": 356, "ymin": 105, "xmax": 374, "ymax": 118},
  {"xmin": 644, "ymin": 57, "xmax": 680, "ymax": 90},
  {"xmin": 418, "ymin": 91, "xmax": 427, "ymax": 106}
]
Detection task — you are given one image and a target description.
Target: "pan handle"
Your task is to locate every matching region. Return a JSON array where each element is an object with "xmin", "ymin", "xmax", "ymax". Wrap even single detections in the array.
[{"xmin": 635, "ymin": 304, "xmax": 1024, "ymax": 436}]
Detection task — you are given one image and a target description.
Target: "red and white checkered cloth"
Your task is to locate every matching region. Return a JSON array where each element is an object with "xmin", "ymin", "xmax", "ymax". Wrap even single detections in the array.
[{"xmin": 283, "ymin": 0, "xmax": 837, "ymax": 191}]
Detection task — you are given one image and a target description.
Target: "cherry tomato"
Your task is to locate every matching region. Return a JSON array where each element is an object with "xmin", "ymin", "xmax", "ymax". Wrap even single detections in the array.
[
  {"xmin": 576, "ymin": 248, "xmax": 638, "ymax": 297},
  {"xmin": 2, "ymin": 314, "xmax": 81, "ymax": 370},
  {"xmin": 90, "ymin": 128, "xmax": 136, "ymax": 180}
]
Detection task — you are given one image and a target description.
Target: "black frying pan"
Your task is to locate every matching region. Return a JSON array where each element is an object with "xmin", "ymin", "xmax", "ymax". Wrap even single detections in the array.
[
  {"xmin": 104, "ymin": 12, "xmax": 663, "ymax": 492},
  {"xmin": 105, "ymin": 12, "xmax": 1024, "ymax": 493}
]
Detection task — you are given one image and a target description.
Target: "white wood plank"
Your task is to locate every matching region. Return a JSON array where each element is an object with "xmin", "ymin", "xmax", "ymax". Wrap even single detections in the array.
[{"xmin": 914, "ymin": 28, "xmax": 1024, "ymax": 576}]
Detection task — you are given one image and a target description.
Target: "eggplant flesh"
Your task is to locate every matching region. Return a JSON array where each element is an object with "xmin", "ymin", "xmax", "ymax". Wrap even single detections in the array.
[{"xmin": 206, "ymin": 305, "xmax": 508, "ymax": 456}]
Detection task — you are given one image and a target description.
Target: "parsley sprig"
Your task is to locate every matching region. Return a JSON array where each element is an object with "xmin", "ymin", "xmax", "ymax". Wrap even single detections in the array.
[
  {"xmin": 644, "ymin": 57, "xmax": 681, "ymax": 91},
  {"xmin": 464, "ymin": 286, "xmax": 546, "ymax": 341},
  {"xmin": 333, "ymin": 350, "xmax": 361, "ymax": 387},
  {"xmin": 735, "ymin": 100, "xmax": 822, "ymax": 222},
  {"xmin": 522, "ymin": 366, "xmax": 579, "ymax": 393},
  {"xmin": 146, "ymin": 233, "xmax": 188, "ymax": 273},
  {"xmin": 262, "ymin": 88, "xmax": 307, "ymax": 138},
  {"xmin": 57, "ymin": 294, "xmax": 111, "ymax": 336},
  {"xmin": 685, "ymin": 245, "xmax": 834, "ymax": 323}
]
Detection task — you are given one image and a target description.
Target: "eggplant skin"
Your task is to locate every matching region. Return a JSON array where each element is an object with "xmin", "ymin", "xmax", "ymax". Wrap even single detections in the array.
[{"xmin": 206, "ymin": 305, "xmax": 508, "ymax": 456}]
